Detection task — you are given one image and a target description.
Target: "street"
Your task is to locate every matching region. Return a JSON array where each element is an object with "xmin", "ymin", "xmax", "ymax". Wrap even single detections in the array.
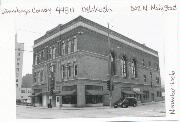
[{"xmin": 16, "ymin": 101, "xmax": 165, "ymax": 119}]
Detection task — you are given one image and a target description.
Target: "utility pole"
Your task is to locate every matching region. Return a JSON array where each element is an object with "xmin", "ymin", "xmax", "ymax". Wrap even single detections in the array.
[{"xmin": 107, "ymin": 23, "xmax": 113, "ymax": 108}]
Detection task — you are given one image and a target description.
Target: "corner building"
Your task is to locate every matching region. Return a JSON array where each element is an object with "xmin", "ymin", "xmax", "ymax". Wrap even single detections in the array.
[{"xmin": 32, "ymin": 16, "xmax": 162, "ymax": 107}]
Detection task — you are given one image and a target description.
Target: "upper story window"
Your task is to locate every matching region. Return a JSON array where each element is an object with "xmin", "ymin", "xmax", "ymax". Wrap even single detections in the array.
[
  {"xmin": 62, "ymin": 41, "xmax": 65, "ymax": 55},
  {"xmin": 37, "ymin": 53, "xmax": 40, "ymax": 64},
  {"xmin": 50, "ymin": 47, "xmax": 53, "ymax": 60},
  {"xmin": 121, "ymin": 56, "xmax": 127, "ymax": 78},
  {"xmin": 156, "ymin": 77, "xmax": 160, "ymax": 84},
  {"xmin": 143, "ymin": 75, "xmax": 146, "ymax": 82},
  {"xmin": 131, "ymin": 59, "xmax": 137, "ymax": 78},
  {"xmin": 52, "ymin": 46, "xmax": 56, "ymax": 59},
  {"xmin": 74, "ymin": 62, "xmax": 78, "ymax": 77},
  {"xmin": 18, "ymin": 53, "xmax": 21, "ymax": 56},
  {"xmin": 68, "ymin": 40, "xmax": 71, "ymax": 54},
  {"xmin": 142, "ymin": 59, "xmax": 145, "ymax": 66},
  {"xmin": 33, "ymin": 72, "xmax": 37, "ymax": 83},
  {"xmin": 150, "ymin": 72, "xmax": 152, "ymax": 80},
  {"xmin": 65, "ymin": 41, "xmax": 68, "ymax": 54},
  {"xmin": 155, "ymin": 63, "xmax": 159, "ymax": 71},
  {"xmin": 61, "ymin": 65, "xmax": 66, "ymax": 79},
  {"xmin": 71, "ymin": 38, "xmax": 75, "ymax": 53},
  {"xmin": 148, "ymin": 61, "xmax": 151, "ymax": 67},
  {"xmin": 58, "ymin": 41, "xmax": 61, "ymax": 55},
  {"xmin": 67, "ymin": 63, "xmax": 72, "ymax": 78},
  {"xmin": 16, "ymin": 68, "xmax": 19, "ymax": 72},
  {"xmin": 21, "ymin": 90, "xmax": 25, "ymax": 93},
  {"xmin": 17, "ymin": 58, "xmax": 20, "ymax": 61},
  {"xmin": 41, "ymin": 50, "xmax": 44, "ymax": 61},
  {"xmin": 40, "ymin": 70, "xmax": 44, "ymax": 82}
]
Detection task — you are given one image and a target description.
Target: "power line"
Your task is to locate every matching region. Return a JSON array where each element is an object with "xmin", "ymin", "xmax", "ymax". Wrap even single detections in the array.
[
  {"xmin": 17, "ymin": 28, "xmax": 44, "ymax": 35},
  {"xmin": 15, "ymin": 49, "xmax": 33, "ymax": 53}
]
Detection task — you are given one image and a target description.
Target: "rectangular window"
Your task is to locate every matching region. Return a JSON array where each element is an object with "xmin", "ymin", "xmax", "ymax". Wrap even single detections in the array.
[
  {"xmin": 16, "ymin": 68, "xmax": 19, "ymax": 72},
  {"xmin": 71, "ymin": 39, "xmax": 75, "ymax": 53},
  {"xmin": 74, "ymin": 37, "xmax": 77, "ymax": 52},
  {"xmin": 62, "ymin": 65, "xmax": 65, "ymax": 79},
  {"xmin": 143, "ymin": 75, "xmax": 146, "ymax": 82},
  {"xmin": 156, "ymin": 77, "xmax": 160, "ymax": 84},
  {"xmin": 65, "ymin": 41, "xmax": 68, "ymax": 54},
  {"xmin": 121, "ymin": 56, "xmax": 127, "ymax": 78},
  {"xmin": 74, "ymin": 63, "xmax": 77, "ymax": 77},
  {"xmin": 68, "ymin": 40, "xmax": 71, "ymax": 54},
  {"xmin": 62, "ymin": 85, "xmax": 76, "ymax": 91},
  {"xmin": 52, "ymin": 46, "xmax": 56, "ymax": 59},
  {"xmin": 131, "ymin": 59, "xmax": 137, "ymax": 78},
  {"xmin": 62, "ymin": 41, "xmax": 65, "ymax": 55},
  {"xmin": 41, "ymin": 50, "xmax": 44, "ymax": 61},
  {"xmin": 40, "ymin": 70, "xmax": 43, "ymax": 82},
  {"xmin": 148, "ymin": 61, "xmax": 151, "ymax": 66},
  {"xmin": 67, "ymin": 64, "xmax": 71, "ymax": 78},
  {"xmin": 21, "ymin": 90, "xmax": 25, "ymax": 93},
  {"xmin": 85, "ymin": 85, "xmax": 103, "ymax": 91},
  {"xmin": 33, "ymin": 72, "xmax": 37, "ymax": 83},
  {"xmin": 143, "ymin": 91, "xmax": 149, "ymax": 100},
  {"xmin": 16, "ymin": 79, "xmax": 18, "ymax": 82},
  {"xmin": 142, "ymin": 59, "xmax": 145, "ymax": 66}
]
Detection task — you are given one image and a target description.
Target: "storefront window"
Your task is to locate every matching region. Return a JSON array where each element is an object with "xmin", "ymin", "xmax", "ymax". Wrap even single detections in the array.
[
  {"xmin": 62, "ymin": 95, "xmax": 77, "ymax": 104},
  {"xmin": 86, "ymin": 95, "xmax": 102, "ymax": 104}
]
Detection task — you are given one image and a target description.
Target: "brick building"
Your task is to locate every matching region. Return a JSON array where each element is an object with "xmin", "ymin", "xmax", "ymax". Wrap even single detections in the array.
[{"xmin": 32, "ymin": 16, "xmax": 162, "ymax": 107}]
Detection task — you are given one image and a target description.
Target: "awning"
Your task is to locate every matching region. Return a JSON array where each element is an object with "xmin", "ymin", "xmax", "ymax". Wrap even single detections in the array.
[
  {"xmin": 86, "ymin": 90, "xmax": 104, "ymax": 95},
  {"xmin": 29, "ymin": 92, "xmax": 42, "ymax": 97},
  {"xmin": 133, "ymin": 91, "xmax": 144, "ymax": 95},
  {"xmin": 122, "ymin": 90, "xmax": 135, "ymax": 94},
  {"xmin": 56, "ymin": 90, "xmax": 76, "ymax": 96}
]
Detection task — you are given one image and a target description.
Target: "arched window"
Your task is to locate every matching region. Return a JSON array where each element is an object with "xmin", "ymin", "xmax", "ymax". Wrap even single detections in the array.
[
  {"xmin": 121, "ymin": 56, "xmax": 127, "ymax": 78},
  {"xmin": 131, "ymin": 59, "xmax": 137, "ymax": 78}
]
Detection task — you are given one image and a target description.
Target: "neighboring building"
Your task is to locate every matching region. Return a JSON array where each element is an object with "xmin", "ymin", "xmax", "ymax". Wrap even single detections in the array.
[
  {"xmin": 20, "ymin": 88, "xmax": 32, "ymax": 103},
  {"xmin": 32, "ymin": 16, "xmax": 162, "ymax": 107},
  {"xmin": 15, "ymin": 33, "xmax": 24, "ymax": 100},
  {"xmin": 21, "ymin": 74, "xmax": 33, "ymax": 102}
]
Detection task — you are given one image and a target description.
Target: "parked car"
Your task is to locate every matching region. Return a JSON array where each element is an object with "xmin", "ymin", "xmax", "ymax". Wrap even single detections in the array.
[{"xmin": 114, "ymin": 97, "xmax": 137, "ymax": 108}]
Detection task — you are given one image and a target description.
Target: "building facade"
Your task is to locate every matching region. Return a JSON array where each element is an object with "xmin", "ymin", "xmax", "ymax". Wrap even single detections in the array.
[
  {"xmin": 20, "ymin": 88, "xmax": 32, "ymax": 103},
  {"xmin": 15, "ymin": 34, "xmax": 24, "ymax": 100},
  {"xmin": 20, "ymin": 74, "xmax": 33, "ymax": 103},
  {"xmin": 32, "ymin": 16, "xmax": 162, "ymax": 107}
]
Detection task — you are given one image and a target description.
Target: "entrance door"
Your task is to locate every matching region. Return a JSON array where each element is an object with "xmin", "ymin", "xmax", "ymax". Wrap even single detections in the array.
[
  {"xmin": 56, "ymin": 96, "xmax": 60, "ymax": 107},
  {"xmin": 151, "ymin": 93, "xmax": 154, "ymax": 101}
]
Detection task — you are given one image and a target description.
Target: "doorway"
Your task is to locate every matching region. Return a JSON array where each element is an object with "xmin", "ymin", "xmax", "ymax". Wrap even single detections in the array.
[
  {"xmin": 151, "ymin": 93, "xmax": 154, "ymax": 101},
  {"xmin": 56, "ymin": 96, "xmax": 60, "ymax": 107}
]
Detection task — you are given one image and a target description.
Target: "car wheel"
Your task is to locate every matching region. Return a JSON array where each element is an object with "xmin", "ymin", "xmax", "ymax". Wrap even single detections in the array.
[
  {"xmin": 122, "ymin": 104, "xmax": 127, "ymax": 108},
  {"xmin": 133, "ymin": 103, "xmax": 137, "ymax": 107}
]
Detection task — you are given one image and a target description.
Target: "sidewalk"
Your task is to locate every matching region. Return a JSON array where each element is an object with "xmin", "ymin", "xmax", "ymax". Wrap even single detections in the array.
[
  {"xmin": 138, "ymin": 100, "xmax": 165, "ymax": 106},
  {"xmin": 23, "ymin": 100, "xmax": 165, "ymax": 110}
]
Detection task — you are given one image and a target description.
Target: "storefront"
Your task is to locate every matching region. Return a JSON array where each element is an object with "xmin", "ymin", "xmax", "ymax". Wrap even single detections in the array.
[
  {"xmin": 85, "ymin": 90, "xmax": 103, "ymax": 106},
  {"xmin": 56, "ymin": 89, "xmax": 77, "ymax": 107}
]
